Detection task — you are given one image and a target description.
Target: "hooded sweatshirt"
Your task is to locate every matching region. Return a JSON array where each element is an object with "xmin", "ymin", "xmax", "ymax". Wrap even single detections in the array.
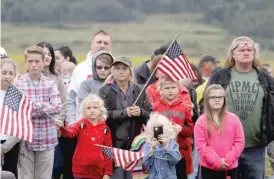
[
  {"xmin": 66, "ymin": 51, "xmax": 94, "ymax": 125},
  {"xmin": 78, "ymin": 51, "xmax": 114, "ymax": 104}
]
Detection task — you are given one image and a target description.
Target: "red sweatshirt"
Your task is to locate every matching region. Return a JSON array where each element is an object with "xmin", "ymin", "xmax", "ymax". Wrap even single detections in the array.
[
  {"xmin": 146, "ymin": 81, "xmax": 191, "ymax": 107},
  {"xmin": 60, "ymin": 118, "xmax": 112, "ymax": 179},
  {"xmin": 153, "ymin": 98, "xmax": 194, "ymax": 174}
]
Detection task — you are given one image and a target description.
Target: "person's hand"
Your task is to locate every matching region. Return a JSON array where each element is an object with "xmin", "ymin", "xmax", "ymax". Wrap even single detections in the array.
[
  {"xmin": 158, "ymin": 134, "xmax": 169, "ymax": 149},
  {"xmin": 131, "ymin": 106, "xmax": 141, "ymax": 117},
  {"xmin": 150, "ymin": 138, "xmax": 159, "ymax": 150},
  {"xmin": 102, "ymin": 175, "xmax": 111, "ymax": 179},
  {"xmin": 0, "ymin": 149, "xmax": 4, "ymax": 156},
  {"xmin": 173, "ymin": 124, "xmax": 182, "ymax": 135},
  {"xmin": 126, "ymin": 107, "xmax": 133, "ymax": 117},
  {"xmin": 54, "ymin": 119, "xmax": 64, "ymax": 129},
  {"xmin": 219, "ymin": 158, "xmax": 229, "ymax": 170}
]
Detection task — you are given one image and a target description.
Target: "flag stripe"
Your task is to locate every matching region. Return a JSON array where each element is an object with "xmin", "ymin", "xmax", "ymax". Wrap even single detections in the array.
[
  {"xmin": 1, "ymin": 85, "xmax": 33, "ymax": 143},
  {"xmin": 158, "ymin": 63, "xmax": 179, "ymax": 81},
  {"xmin": 102, "ymin": 146, "xmax": 144, "ymax": 171},
  {"xmin": 157, "ymin": 40, "xmax": 197, "ymax": 81},
  {"xmin": 27, "ymin": 98, "xmax": 33, "ymax": 142},
  {"xmin": 181, "ymin": 54, "xmax": 197, "ymax": 79},
  {"xmin": 161, "ymin": 57, "xmax": 184, "ymax": 79},
  {"xmin": 164, "ymin": 56, "xmax": 188, "ymax": 79}
]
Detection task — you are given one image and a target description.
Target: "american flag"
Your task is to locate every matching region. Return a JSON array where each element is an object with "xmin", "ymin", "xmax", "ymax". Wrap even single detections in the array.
[
  {"xmin": 101, "ymin": 146, "xmax": 144, "ymax": 171},
  {"xmin": 157, "ymin": 40, "xmax": 198, "ymax": 81},
  {"xmin": 1, "ymin": 85, "xmax": 33, "ymax": 143}
]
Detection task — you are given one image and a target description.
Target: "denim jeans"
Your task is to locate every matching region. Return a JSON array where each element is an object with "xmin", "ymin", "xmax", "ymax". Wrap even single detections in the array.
[
  {"xmin": 236, "ymin": 146, "xmax": 266, "ymax": 179},
  {"xmin": 189, "ymin": 145, "xmax": 201, "ymax": 179},
  {"xmin": 111, "ymin": 167, "xmax": 132, "ymax": 179},
  {"xmin": 267, "ymin": 141, "xmax": 274, "ymax": 171}
]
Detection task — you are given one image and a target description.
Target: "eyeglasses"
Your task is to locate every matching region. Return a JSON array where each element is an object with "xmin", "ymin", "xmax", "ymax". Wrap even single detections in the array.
[
  {"xmin": 96, "ymin": 66, "xmax": 110, "ymax": 70},
  {"xmin": 234, "ymin": 43, "xmax": 254, "ymax": 49},
  {"xmin": 209, "ymin": 96, "xmax": 225, "ymax": 101}
]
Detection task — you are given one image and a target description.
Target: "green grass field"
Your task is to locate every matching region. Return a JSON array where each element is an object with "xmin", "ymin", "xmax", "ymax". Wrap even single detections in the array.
[{"xmin": 3, "ymin": 13, "xmax": 274, "ymax": 60}]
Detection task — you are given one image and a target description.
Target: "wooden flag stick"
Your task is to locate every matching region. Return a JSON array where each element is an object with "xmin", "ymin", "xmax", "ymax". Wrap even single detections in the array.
[
  {"xmin": 132, "ymin": 33, "xmax": 180, "ymax": 106},
  {"xmin": 94, "ymin": 144, "xmax": 112, "ymax": 148}
]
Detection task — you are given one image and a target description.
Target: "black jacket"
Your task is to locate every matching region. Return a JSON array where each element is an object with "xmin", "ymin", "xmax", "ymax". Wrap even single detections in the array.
[
  {"xmin": 99, "ymin": 82, "xmax": 152, "ymax": 150},
  {"xmin": 134, "ymin": 61, "xmax": 156, "ymax": 86},
  {"xmin": 200, "ymin": 67, "xmax": 274, "ymax": 146}
]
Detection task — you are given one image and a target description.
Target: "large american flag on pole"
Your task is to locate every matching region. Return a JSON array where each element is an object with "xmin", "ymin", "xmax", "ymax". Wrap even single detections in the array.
[
  {"xmin": 157, "ymin": 40, "xmax": 198, "ymax": 81},
  {"xmin": 1, "ymin": 85, "xmax": 33, "ymax": 143},
  {"xmin": 101, "ymin": 146, "xmax": 144, "ymax": 171}
]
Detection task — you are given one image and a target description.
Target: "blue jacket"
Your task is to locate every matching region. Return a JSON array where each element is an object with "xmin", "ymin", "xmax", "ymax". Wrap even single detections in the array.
[{"xmin": 142, "ymin": 140, "xmax": 181, "ymax": 179}]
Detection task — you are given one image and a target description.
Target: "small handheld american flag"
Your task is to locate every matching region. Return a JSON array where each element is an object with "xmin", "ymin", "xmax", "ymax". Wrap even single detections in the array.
[
  {"xmin": 157, "ymin": 40, "xmax": 198, "ymax": 81},
  {"xmin": 99, "ymin": 145, "xmax": 144, "ymax": 172},
  {"xmin": 1, "ymin": 85, "xmax": 33, "ymax": 142}
]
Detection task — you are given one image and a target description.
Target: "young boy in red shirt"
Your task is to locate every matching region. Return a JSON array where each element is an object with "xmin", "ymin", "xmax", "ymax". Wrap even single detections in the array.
[{"xmin": 152, "ymin": 76, "xmax": 194, "ymax": 179}]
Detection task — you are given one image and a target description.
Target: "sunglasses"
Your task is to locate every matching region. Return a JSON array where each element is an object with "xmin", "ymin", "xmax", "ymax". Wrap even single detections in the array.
[
  {"xmin": 96, "ymin": 66, "xmax": 110, "ymax": 70},
  {"xmin": 209, "ymin": 96, "xmax": 225, "ymax": 101},
  {"xmin": 234, "ymin": 43, "xmax": 254, "ymax": 49}
]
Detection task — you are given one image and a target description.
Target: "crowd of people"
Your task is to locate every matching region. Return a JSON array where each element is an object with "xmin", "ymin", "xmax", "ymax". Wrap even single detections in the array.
[{"xmin": 1, "ymin": 30, "xmax": 274, "ymax": 179}]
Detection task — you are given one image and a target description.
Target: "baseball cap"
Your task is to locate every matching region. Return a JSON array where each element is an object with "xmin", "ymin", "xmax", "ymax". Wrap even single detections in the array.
[
  {"xmin": 198, "ymin": 55, "xmax": 219, "ymax": 66},
  {"xmin": 153, "ymin": 45, "xmax": 169, "ymax": 56},
  {"xmin": 111, "ymin": 56, "xmax": 132, "ymax": 67}
]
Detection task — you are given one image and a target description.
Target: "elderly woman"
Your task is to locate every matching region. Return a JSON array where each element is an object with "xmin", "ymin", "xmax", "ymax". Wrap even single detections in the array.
[
  {"xmin": 200, "ymin": 36, "xmax": 274, "ymax": 179},
  {"xmin": 99, "ymin": 56, "xmax": 152, "ymax": 179}
]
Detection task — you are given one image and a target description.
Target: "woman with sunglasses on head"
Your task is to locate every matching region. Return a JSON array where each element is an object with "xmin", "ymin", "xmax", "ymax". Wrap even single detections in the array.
[
  {"xmin": 78, "ymin": 51, "xmax": 114, "ymax": 103},
  {"xmin": 194, "ymin": 84, "xmax": 244, "ymax": 179},
  {"xmin": 199, "ymin": 36, "xmax": 274, "ymax": 179}
]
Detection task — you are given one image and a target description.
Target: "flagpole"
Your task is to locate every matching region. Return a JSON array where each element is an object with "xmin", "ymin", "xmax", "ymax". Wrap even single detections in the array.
[
  {"xmin": 133, "ymin": 33, "xmax": 180, "ymax": 106},
  {"xmin": 94, "ymin": 144, "xmax": 112, "ymax": 148}
]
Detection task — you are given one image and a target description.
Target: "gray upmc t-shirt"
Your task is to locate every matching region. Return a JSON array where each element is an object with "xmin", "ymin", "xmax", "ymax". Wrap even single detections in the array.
[{"xmin": 226, "ymin": 68, "xmax": 264, "ymax": 147}]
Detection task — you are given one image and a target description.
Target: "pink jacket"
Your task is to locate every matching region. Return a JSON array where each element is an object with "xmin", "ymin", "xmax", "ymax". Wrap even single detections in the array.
[{"xmin": 194, "ymin": 112, "xmax": 245, "ymax": 170}]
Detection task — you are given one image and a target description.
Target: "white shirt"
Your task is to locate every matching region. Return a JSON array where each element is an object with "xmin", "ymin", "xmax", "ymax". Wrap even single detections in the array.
[
  {"xmin": 66, "ymin": 52, "xmax": 93, "ymax": 124},
  {"xmin": 0, "ymin": 90, "xmax": 8, "ymax": 140}
]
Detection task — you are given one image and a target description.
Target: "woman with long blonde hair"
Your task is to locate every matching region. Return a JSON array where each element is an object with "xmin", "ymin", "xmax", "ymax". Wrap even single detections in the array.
[{"xmin": 195, "ymin": 84, "xmax": 244, "ymax": 179}]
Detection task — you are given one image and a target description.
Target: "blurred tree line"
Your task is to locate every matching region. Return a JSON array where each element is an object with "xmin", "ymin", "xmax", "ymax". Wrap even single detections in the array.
[{"xmin": 2, "ymin": 0, "xmax": 274, "ymax": 50}]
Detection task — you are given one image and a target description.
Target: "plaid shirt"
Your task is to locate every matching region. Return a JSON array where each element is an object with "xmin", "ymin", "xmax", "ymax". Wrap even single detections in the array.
[{"xmin": 15, "ymin": 73, "xmax": 62, "ymax": 151}]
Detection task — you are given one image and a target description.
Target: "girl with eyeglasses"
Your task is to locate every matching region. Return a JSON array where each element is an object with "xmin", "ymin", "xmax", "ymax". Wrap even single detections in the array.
[{"xmin": 194, "ymin": 84, "xmax": 244, "ymax": 179}]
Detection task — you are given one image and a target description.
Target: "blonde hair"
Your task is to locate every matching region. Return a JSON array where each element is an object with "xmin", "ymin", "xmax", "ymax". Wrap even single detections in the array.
[
  {"xmin": 204, "ymin": 84, "xmax": 227, "ymax": 138},
  {"xmin": 24, "ymin": 46, "xmax": 45, "ymax": 60},
  {"xmin": 159, "ymin": 75, "xmax": 179, "ymax": 89},
  {"xmin": 0, "ymin": 58, "xmax": 17, "ymax": 75},
  {"xmin": 145, "ymin": 113, "xmax": 176, "ymax": 142},
  {"xmin": 225, "ymin": 36, "xmax": 260, "ymax": 68},
  {"xmin": 112, "ymin": 61, "xmax": 135, "ymax": 83},
  {"xmin": 61, "ymin": 62, "xmax": 76, "ymax": 74},
  {"xmin": 80, "ymin": 94, "xmax": 107, "ymax": 120}
]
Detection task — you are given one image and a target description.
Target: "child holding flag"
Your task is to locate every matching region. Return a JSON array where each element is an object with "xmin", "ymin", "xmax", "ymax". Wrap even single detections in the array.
[
  {"xmin": 55, "ymin": 94, "xmax": 112, "ymax": 179},
  {"xmin": 153, "ymin": 76, "xmax": 194, "ymax": 179},
  {"xmin": 0, "ymin": 58, "xmax": 20, "ymax": 177}
]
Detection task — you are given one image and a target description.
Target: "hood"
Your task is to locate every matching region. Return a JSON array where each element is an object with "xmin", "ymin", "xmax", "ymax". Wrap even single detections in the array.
[
  {"xmin": 92, "ymin": 50, "xmax": 114, "ymax": 81},
  {"xmin": 159, "ymin": 97, "xmax": 183, "ymax": 107}
]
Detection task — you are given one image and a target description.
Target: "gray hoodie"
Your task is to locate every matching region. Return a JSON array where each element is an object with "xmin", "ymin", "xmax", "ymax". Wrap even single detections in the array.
[{"xmin": 78, "ymin": 51, "xmax": 114, "ymax": 105}]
